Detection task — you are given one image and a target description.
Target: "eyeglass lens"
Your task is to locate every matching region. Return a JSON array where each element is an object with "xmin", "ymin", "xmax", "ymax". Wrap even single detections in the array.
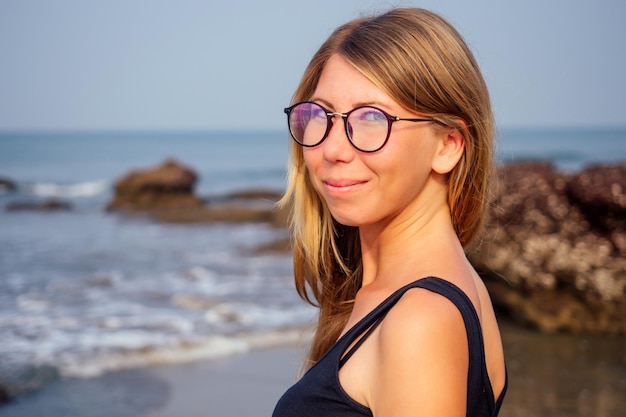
[{"xmin": 288, "ymin": 102, "xmax": 390, "ymax": 151}]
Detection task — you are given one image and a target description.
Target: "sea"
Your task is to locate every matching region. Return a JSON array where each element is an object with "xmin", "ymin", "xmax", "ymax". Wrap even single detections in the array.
[{"xmin": 0, "ymin": 128, "xmax": 625, "ymax": 411}]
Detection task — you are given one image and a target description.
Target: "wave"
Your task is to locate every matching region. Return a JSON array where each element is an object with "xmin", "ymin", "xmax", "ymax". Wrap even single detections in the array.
[
  {"xmin": 16, "ymin": 180, "xmax": 109, "ymax": 198},
  {"xmin": 58, "ymin": 328, "xmax": 309, "ymax": 378},
  {"xmin": 0, "ymin": 328, "xmax": 309, "ymax": 401}
]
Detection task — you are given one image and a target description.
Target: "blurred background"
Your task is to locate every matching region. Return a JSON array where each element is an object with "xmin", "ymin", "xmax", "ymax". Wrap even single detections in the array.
[{"xmin": 0, "ymin": 1, "xmax": 624, "ymax": 416}]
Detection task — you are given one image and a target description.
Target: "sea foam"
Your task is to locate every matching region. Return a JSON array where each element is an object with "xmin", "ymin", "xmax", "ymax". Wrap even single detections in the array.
[{"xmin": 17, "ymin": 180, "xmax": 109, "ymax": 198}]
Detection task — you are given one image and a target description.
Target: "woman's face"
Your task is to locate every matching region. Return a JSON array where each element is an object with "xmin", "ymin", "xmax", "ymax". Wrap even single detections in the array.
[{"xmin": 304, "ymin": 54, "xmax": 444, "ymax": 229}]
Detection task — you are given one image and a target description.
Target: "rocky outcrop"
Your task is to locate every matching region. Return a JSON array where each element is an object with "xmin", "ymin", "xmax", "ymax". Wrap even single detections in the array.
[
  {"xmin": 471, "ymin": 162, "xmax": 626, "ymax": 334},
  {"xmin": 568, "ymin": 164, "xmax": 626, "ymax": 231},
  {"xmin": 151, "ymin": 195, "xmax": 287, "ymax": 227},
  {"xmin": 0, "ymin": 386, "xmax": 8, "ymax": 405},
  {"xmin": 107, "ymin": 160, "xmax": 287, "ymax": 227},
  {"xmin": 107, "ymin": 159, "xmax": 202, "ymax": 212},
  {"xmin": 0, "ymin": 176, "xmax": 16, "ymax": 193}
]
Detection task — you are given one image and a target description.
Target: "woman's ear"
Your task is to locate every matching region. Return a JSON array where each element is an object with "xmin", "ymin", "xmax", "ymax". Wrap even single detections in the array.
[{"xmin": 432, "ymin": 126, "xmax": 465, "ymax": 175}]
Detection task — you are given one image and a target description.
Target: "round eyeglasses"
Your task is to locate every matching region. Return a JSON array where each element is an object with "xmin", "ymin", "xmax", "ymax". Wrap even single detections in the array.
[{"xmin": 284, "ymin": 101, "xmax": 433, "ymax": 152}]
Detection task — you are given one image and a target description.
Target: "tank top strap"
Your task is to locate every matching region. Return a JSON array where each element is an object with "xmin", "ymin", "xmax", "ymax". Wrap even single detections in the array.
[
  {"xmin": 335, "ymin": 277, "xmax": 430, "ymax": 354},
  {"xmin": 339, "ymin": 310, "xmax": 388, "ymax": 368},
  {"xmin": 406, "ymin": 277, "xmax": 496, "ymax": 408},
  {"xmin": 336, "ymin": 277, "xmax": 494, "ymax": 406},
  {"xmin": 335, "ymin": 277, "xmax": 460, "ymax": 366}
]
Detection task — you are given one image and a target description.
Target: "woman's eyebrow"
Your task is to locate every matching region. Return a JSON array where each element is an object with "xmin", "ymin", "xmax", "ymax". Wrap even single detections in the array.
[{"xmin": 309, "ymin": 97, "xmax": 388, "ymax": 111}]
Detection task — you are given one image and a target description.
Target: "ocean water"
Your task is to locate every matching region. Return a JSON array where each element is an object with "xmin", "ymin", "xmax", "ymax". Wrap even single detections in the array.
[{"xmin": 0, "ymin": 128, "xmax": 625, "ymax": 397}]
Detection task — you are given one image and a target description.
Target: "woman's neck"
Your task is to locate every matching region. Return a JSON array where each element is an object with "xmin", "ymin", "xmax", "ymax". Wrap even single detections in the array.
[{"xmin": 358, "ymin": 200, "xmax": 461, "ymax": 289}]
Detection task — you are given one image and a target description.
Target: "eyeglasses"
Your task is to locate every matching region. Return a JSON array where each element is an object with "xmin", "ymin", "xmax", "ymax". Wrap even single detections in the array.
[{"xmin": 284, "ymin": 101, "xmax": 433, "ymax": 152}]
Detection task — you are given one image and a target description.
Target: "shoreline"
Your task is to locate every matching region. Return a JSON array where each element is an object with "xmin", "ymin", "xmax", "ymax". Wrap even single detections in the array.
[
  {"xmin": 0, "ymin": 345, "xmax": 305, "ymax": 417},
  {"xmin": 0, "ymin": 321, "xmax": 624, "ymax": 416}
]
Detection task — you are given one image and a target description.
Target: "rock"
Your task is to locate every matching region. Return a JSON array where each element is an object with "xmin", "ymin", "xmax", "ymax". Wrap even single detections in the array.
[
  {"xmin": 216, "ymin": 189, "xmax": 284, "ymax": 201},
  {"xmin": 0, "ymin": 362, "xmax": 59, "ymax": 401},
  {"xmin": 152, "ymin": 204, "xmax": 286, "ymax": 225},
  {"xmin": 0, "ymin": 385, "xmax": 9, "ymax": 405},
  {"xmin": 568, "ymin": 164, "xmax": 626, "ymax": 231},
  {"xmin": 107, "ymin": 159, "xmax": 288, "ymax": 226},
  {"xmin": 250, "ymin": 237, "xmax": 291, "ymax": 254},
  {"xmin": 5, "ymin": 199, "xmax": 72, "ymax": 211},
  {"xmin": 107, "ymin": 158, "xmax": 202, "ymax": 212},
  {"xmin": 0, "ymin": 176, "xmax": 16, "ymax": 192},
  {"xmin": 471, "ymin": 161, "xmax": 626, "ymax": 334},
  {"xmin": 153, "ymin": 189, "xmax": 288, "ymax": 227}
]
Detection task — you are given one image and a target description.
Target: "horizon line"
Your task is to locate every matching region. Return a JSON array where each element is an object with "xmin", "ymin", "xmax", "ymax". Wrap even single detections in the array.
[{"xmin": 2, "ymin": 124, "xmax": 626, "ymax": 135}]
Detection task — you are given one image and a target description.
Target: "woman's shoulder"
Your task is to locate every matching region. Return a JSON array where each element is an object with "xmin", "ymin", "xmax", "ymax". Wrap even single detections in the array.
[
  {"xmin": 367, "ymin": 284, "xmax": 470, "ymax": 415},
  {"xmin": 380, "ymin": 282, "xmax": 469, "ymax": 347}
]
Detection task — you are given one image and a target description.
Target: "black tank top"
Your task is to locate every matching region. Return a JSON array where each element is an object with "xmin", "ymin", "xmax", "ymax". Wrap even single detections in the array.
[{"xmin": 272, "ymin": 277, "xmax": 507, "ymax": 417}]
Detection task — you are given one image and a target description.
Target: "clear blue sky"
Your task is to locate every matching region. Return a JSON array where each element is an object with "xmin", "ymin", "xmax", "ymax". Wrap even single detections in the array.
[{"xmin": 1, "ymin": 0, "xmax": 625, "ymax": 131}]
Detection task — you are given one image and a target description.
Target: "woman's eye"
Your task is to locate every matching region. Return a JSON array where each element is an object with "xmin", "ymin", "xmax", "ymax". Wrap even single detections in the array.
[
  {"xmin": 312, "ymin": 108, "xmax": 327, "ymax": 119},
  {"xmin": 359, "ymin": 109, "xmax": 386, "ymax": 122}
]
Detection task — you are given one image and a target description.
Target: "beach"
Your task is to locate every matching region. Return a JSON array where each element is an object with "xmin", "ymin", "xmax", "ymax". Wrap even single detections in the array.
[
  {"xmin": 0, "ymin": 345, "xmax": 303, "ymax": 417},
  {"xmin": 1, "ymin": 320, "xmax": 625, "ymax": 417},
  {"xmin": 146, "ymin": 346, "xmax": 302, "ymax": 417},
  {"xmin": 0, "ymin": 129, "xmax": 625, "ymax": 416}
]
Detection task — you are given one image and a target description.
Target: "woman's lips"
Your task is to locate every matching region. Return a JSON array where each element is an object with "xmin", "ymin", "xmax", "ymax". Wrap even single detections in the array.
[{"xmin": 322, "ymin": 179, "xmax": 367, "ymax": 193}]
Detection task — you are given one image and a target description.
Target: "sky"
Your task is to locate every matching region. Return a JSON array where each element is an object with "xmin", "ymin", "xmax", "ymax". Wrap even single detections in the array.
[{"xmin": 1, "ymin": 0, "xmax": 625, "ymax": 131}]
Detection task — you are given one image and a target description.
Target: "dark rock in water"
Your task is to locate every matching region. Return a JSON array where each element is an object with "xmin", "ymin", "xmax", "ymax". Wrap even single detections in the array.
[
  {"xmin": 215, "ymin": 189, "xmax": 284, "ymax": 201},
  {"xmin": 471, "ymin": 161, "xmax": 626, "ymax": 334},
  {"xmin": 107, "ymin": 158, "xmax": 202, "ymax": 211},
  {"xmin": 0, "ymin": 362, "xmax": 59, "ymax": 402},
  {"xmin": 250, "ymin": 237, "xmax": 291, "ymax": 254},
  {"xmin": 107, "ymin": 159, "xmax": 288, "ymax": 226},
  {"xmin": 0, "ymin": 176, "xmax": 16, "ymax": 192},
  {"xmin": 0, "ymin": 386, "xmax": 9, "ymax": 405},
  {"xmin": 151, "ymin": 204, "xmax": 287, "ymax": 226},
  {"xmin": 153, "ymin": 188, "xmax": 288, "ymax": 227},
  {"xmin": 5, "ymin": 199, "xmax": 73, "ymax": 211}
]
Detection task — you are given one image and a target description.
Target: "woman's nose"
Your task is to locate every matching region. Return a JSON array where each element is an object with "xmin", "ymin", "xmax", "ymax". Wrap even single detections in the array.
[{"xmin": 322, "ymin": 115, "xmax": 355, "ymax": 162}]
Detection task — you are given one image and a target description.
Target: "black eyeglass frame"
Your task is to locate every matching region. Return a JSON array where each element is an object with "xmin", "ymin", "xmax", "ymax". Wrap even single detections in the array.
[{"xmin": 284, "ymin": 101, "xmax": 434, "ymax": 152}]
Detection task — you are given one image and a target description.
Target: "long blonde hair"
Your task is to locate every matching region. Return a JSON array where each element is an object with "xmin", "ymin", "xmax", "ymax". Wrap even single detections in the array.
[{"xmin": 280, "ymin": 8, "xmax": 494, "ymax": 364}]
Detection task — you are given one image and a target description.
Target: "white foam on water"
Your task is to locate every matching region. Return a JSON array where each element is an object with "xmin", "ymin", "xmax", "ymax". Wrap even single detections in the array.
[
  {"xmin": 57, "ymin": 328, "xmax": 308, "ymax": 378},
  {"xmin": 0, "ymin": 262, "xmax": 315, "ymax": 383},
  {"xmin": 0, "ymin": 213, "xmax": 312, "ymax": 394},
  {"xmin": 16, "ymin": 294, "xmax": 50, "ymax": 312},
  {"xmin": 18, "ymin": 180, "xmax": 109, "ymax": 198}
]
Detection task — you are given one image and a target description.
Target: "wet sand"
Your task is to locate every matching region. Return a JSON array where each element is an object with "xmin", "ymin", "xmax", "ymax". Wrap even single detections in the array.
[
  {"xmin": 497, "ymin": 320, "xmax": 626, "ymax": 417},
  {"xmin": 1, "ymin": 322, "xmax": 624, "ymax": 417},
  {"xmin": 0, "ymin": 346, "xmax": 304, "ymax": 417},
  {"xmin": 146, "ymin": 346, "xmax": 303, "ymax": 417}
]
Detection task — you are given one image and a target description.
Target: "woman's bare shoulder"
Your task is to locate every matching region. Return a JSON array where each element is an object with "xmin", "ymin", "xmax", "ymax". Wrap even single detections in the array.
[
  {"xmin": 380, "ymin": 286, "xmax": 469, "ymax": 350},
  {"xmin": 368, "ymin": 287, "xmax": 468, "ymax": 417}
]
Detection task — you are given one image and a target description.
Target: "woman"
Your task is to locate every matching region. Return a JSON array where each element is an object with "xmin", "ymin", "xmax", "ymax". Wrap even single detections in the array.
[{"xmin": 273, "ymin": 7, "xmax": 507, "ymax": 417}]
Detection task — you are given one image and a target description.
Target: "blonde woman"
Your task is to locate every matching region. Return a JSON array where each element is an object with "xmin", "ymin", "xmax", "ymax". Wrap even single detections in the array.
[{"xmin": 274, "ymin": 8, "xmax": 507, "ymax": 417}]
